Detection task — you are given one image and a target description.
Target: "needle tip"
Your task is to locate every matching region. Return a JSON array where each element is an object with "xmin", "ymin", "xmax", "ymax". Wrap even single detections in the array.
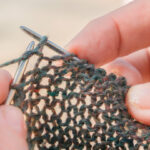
[{"xmin": 20, "ymin": 25, "xmax": 26, "ymax": 30}]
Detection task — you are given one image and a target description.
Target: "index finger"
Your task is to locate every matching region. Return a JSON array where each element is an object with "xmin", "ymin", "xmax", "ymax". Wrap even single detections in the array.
[{"xmin": 67, "ymin": 0, "xmax": 150, "ymax": 66}]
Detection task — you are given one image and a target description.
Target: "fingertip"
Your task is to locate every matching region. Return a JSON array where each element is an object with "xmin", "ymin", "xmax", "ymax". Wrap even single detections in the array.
[
  {"xmin": 66, "ymin": 39, "xmax": 86, "ymax": 60},
  {"xmin": 65, "ymin": 43, "xmax": 77, "ymax": 55},
  {"xmin": 126, "ymin": 83, "xmax": 150, "ymax": 125},
  {"xmin": 0, "ymin": 69, "xmax": 12, "ymax": 84},
  {"xmin": 0, "ymin": 69, "xmax": 12, "ymax": 103}
]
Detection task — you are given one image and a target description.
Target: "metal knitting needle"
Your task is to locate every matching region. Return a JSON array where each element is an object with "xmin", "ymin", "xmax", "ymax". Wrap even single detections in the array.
[
  {"xmin": 5, "ymin": 41, "xmax": 35, "ymax": 105},
  {"xmin": 20, "ymin": 26, "xmax": 69, "ymax": 55},
  {"xmin": 20, "ymin": 26, "xmax": 79, "ymax": 60}
]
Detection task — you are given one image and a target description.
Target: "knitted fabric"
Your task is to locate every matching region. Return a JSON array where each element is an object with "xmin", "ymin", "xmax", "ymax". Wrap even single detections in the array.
[{"xmin": 1, "ymin": 38, "xmax": 150, "ymax": 150}]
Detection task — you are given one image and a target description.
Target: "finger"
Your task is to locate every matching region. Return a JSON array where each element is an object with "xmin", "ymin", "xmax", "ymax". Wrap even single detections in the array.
[
  {"xmin": 67, "ymin": 0, "xmax": 150, "ymax": 65},
  {"xmin": 102, "ymin": 48, "xmax": 150, "ymax": 85},
  {"xmin": 0, "ymin": 105, "xmax": 28, "ymax": 150},
  {"xmin": 0, "ymin": 69, "xmax": 12, "ymax": 104},
  {"xmin": 126, "ymin": 83, "xmax": 150, "ymax": 125}
]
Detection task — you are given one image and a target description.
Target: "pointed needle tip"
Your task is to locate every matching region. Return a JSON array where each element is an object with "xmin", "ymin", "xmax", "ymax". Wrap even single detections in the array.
[{"xmin": 20, "ymin": 25, "xmax": 26, "ymax": 30}]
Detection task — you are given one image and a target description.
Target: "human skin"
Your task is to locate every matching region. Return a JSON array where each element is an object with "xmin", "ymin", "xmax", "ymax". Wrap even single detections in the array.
[
  {"xmin": 1, "ymin": 0, "xmax": 150, "ymax": 149},
  {"xmin": 0, "ymin": 70, "xmax": 28, "ymax": 150}
]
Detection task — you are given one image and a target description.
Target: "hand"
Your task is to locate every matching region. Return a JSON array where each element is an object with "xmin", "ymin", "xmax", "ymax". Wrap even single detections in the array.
[
  {"xmin": 67, "ymin": 0, "xmax": 150, "ymax": 125},
  {"xmin": 0, "ymin": 70, "xmax": 28, "ymax": 150}
]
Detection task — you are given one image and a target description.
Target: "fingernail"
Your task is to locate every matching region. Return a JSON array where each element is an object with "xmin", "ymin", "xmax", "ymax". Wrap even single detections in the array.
[
  {"xmin": 126, "ymin": 83, "xmax": 150, "ymax": 125},
  {"xmin": 0, "ymin": 106, "xmax": 26, "ymax": 136},
  {"xmin": 127, "ymin": 83, "xmax": 150, "ymax": 109}
]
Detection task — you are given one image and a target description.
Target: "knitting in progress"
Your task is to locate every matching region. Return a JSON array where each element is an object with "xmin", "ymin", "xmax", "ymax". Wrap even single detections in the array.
[{"xmin": 1, "ymin": 30, "xmax": 150, "ymax": 150}]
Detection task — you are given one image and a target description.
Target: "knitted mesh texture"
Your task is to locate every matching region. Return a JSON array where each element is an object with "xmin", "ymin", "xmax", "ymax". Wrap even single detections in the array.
[
  {"xmin": 10, "ymin": 53, "xmax": 150, "ymax": 150},
  {"xmin": 0, "ymin": 37, "xmax": 149, "ymax": 150}
]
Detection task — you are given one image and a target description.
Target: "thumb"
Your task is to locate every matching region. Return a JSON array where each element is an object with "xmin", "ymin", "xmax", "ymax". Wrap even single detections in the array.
[
  {"xmin": 126, "ymin": 83, "xmax": 150, "ymax": 125},
  {"xmin": 0, "ymin": 105, "xmax": 28, "ymax": 150}
]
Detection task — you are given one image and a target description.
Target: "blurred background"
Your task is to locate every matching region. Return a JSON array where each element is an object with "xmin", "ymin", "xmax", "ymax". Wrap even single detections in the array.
[{"xmin": 0, "ymin": 0, "xmax": 132, "ymax": 75}]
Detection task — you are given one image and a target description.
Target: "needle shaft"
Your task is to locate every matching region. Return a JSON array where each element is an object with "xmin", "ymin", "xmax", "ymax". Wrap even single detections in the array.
[
  {"xmin": 20, "ymin": 26, "xmax": 69, "ymax": 55},
  {"xmin": 5, "ymin": 41, "xmax": 35, "ymax": 105},
  {"xmin": 20, "ymin": 26, "xmax": 79, "ymax": 61}
]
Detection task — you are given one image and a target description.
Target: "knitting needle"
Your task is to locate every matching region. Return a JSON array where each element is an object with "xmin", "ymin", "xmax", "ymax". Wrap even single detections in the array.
[
  {"xmin": 20, "ymin": 26, "xmax": 79, "ymax": 60},
  {"xmin": 5, "ymin": 41, "xmax": 35, "ymax": 105}
]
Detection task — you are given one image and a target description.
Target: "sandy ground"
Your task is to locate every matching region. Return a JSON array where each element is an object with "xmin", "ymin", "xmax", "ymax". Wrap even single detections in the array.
[{"xmin": 0, "ymin": 0, "xmax": 130, "ymax": 75}]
